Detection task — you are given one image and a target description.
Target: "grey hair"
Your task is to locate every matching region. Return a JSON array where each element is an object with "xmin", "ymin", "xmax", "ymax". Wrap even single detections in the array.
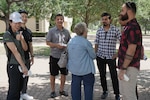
[{"xmin": 74, "ymin": 22, "xmax": 87, "ymax": 36}]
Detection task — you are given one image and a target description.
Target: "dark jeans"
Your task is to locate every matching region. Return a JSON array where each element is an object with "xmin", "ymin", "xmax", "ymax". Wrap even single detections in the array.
[
  {"xmin": 22, "ymin": 59, "xmax": 30, "ymax": 93},
  {"xmin": 7, "ymin": 64, "xmax": 24, "ymax": 100},
  {"xmin": 96, "ymin": 56, "xmax": 119, "ymax": 95},
  {"xmin": 136, "ymin": 84, "xmax": 138, "ymax": 99},
  {"xmin": 71, "ymin": 73, "xmax": 95, "ymax": 100}
]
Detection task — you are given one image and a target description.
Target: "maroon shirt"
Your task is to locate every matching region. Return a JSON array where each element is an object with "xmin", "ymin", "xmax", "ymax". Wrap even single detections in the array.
[{"xmin": 118, "ymin": 18, "xmax": 142, "ymax": 70}]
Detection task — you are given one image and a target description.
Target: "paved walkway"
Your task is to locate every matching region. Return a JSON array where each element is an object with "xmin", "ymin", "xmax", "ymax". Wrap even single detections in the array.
[{"xmin": 0, "ymin": 35, "xmax": 150, "ymax": 100}]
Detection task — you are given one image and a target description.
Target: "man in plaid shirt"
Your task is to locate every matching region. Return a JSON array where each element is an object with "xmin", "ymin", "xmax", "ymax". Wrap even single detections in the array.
[
  {"xmin": 118, "ymin": 2, "xmax": 142, "ymax": 100},
  {"xmin": 95, "ymin": 12, "xmax": 121, "ymax": 100}
]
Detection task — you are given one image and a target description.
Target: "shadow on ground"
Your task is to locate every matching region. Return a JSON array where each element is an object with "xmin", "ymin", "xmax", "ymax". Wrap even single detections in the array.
[{"xmin": 0, "ymin": 69, "xmax": 150, "ymax": 100}]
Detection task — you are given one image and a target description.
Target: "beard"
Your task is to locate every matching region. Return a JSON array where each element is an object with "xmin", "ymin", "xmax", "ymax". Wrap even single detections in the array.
[
  {"xmin": 120, "ymin": 12, "xmax": 129, "ymax": 21},
  {"xmin": 103, "ymin": 22, "xmax": 108, "ymax": 26}
]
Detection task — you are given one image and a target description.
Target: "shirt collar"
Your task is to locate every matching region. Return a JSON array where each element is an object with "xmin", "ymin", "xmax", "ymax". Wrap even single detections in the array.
[
  {"xmin": 101, "ymin": 24, "xmax": 113, "ymax": 32},
  {"xmin": 126, "ymin": 18, "xmax": 137, "ymax": 25},
  {"xmin": 54, "ymin": 26, "xmax": 64, "ymax": 31},
  {"xmin": 20, "ymin": 27, "xmax": 27, "ymax": 31}
]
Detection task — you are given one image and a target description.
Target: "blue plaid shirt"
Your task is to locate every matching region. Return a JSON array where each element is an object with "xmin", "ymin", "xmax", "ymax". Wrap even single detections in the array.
[{"xmin": 95, "ymin": 25, "xmax": 121, "ymax": 59}]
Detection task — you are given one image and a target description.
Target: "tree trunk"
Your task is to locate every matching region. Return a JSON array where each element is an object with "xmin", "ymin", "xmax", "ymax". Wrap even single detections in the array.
[
  {"xmin": 144, "ymin": 20, "xmax": 147, "ymax": 35},
  {"xmin": 5, "ymin": 13, "xmax": 10, "ymax": 31},
  {"xmin": 85, "ymin": 11, "xmax": 89, "ymax": 28}
]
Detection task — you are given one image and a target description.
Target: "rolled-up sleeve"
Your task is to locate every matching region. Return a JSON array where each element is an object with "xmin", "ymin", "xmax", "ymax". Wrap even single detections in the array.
[
  {"xmin": 46, "ymin": 30, "xmax": 52, "ymax": 42},
  {"xmin": 3, "ymin": 32, "xmax": 13, "ymax": 43}
]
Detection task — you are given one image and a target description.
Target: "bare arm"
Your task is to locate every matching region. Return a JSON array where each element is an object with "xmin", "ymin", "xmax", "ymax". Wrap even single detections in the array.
[
  {"xmin": 6, "ymin": 42, "xmax": 28, "ymax": 75},
  {"xmin": 118, "ymin": 44, "xmax": 137, "ymax": 80},
  {"xmin": 29, "ymin": 42, "xmax": 34, "ymax": 65},
  {"xmin": 122, "ymin": 44, "xmax": 137, "ymax": 68},
  {"xmin": 20, "ymin": 36, "xmax": 28, "ymax": 51},
  {"xmin": 16, "ymin": 32, "xmax": 28, "ymax": 51},
  {"xmin": 95, "ymin": 44, "xmax": 98, "ymax": 53},
  {"xmin": 112, "ymin": 53, "xmax": 118, "ymax": 59}
]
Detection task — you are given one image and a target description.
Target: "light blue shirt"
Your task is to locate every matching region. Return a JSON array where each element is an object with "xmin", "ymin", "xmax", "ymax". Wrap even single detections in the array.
[{"xmin": 67, "ymin": 35, "xmax": 96, "ymax": 75}]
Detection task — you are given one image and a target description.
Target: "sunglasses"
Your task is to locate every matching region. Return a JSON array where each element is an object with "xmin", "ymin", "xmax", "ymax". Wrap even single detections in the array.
[{"xmin": 126, "ymin": 2, "xmax": 132, "ymax": 9}]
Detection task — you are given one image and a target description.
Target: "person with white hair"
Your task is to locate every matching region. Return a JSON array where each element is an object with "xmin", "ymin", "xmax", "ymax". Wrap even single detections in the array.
[{"xmin": 67, "ymin": 22, "xmax": 96, "ymax": 100}]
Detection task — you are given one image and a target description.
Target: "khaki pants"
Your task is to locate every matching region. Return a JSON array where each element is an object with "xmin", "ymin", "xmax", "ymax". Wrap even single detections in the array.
[{"xmin": 119, "ymin": 67, "xmax": 139, "ymax": 100}]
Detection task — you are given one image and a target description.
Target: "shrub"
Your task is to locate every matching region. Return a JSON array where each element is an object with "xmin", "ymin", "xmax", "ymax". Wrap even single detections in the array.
[{"xmin": 32, "ymin": 32, "xmax": 47, "ymax": 37}]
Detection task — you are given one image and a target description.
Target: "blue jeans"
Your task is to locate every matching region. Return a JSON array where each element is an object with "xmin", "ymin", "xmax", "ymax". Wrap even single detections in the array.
[{"xmin": 71, "ymin": 73, "xmax": 95, "ymax": 100}]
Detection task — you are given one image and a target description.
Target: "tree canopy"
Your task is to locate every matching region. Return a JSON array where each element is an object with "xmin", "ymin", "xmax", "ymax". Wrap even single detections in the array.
[
  {"xmin": 0, "ymin": 0, "xmax": 150, "ymax": 33},
  {"xmin": 0, "ymin": 0, "xmax": 28, "ymax": 30}
]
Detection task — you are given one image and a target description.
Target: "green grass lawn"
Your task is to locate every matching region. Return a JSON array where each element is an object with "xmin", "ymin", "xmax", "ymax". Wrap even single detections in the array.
[
  {"xmin": 144, "ymin": 50, "xmax": 150, "ymax": 58},
  {"xmin": 33, "ymin": 46, "xmax": 150, "ymax": 58},
  {"xmin": 0, "ymin": 45, "xmax": 50, "ymax": 56},
  {"xmin": 0, "ymin": 45, "xmax": 150, "ymax": 58},
  {"xmin": 34, "ymin": 46, "xmax": 50, "ymax": 56}
]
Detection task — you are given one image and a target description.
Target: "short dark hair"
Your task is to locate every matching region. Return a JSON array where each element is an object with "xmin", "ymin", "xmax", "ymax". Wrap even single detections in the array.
[
  {"xmin": 54, "ymin": 14, "xmax": 64, "ymax": 19},
  {"xmin": 101, "ymin": 12, "xmax": 111, "ymax": 19},
  {"xmin": 125, "ymin": 2, "xmax": 136, "ymax": 14},
  {"xmin": 18, "ymin": 9, "xmax": 28, "ymax": 15}
]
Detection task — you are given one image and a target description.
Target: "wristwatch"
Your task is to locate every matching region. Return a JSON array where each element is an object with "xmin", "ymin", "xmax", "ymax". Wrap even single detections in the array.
[{"xmin": 31, "ymin": 54, "xmax": 34, "ymax": 57}]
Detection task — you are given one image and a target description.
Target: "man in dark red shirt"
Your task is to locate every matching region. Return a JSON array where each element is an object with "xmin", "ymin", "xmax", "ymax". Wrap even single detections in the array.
[{"xmin": 118, "ymin": 2, "xmax": 142, "ymax": 100}]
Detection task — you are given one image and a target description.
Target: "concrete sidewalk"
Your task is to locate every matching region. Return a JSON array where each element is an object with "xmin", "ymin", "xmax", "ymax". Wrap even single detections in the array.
[
  {"xmin": 0, "ymin": 54, "xmax": 150, "ymax": 100},
  {"xmin": 0, "ymin": 35, "xmax": 150, "ymax": 100}
]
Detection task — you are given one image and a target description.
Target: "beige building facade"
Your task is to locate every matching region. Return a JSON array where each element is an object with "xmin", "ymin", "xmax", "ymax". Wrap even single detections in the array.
[
  {"xmin": 0, "ymin": 16, "xmax": 72, "ymax": 33},
  {"xmin": 0, "ymin": 20, "xmax": 6, "ymax": 33}
]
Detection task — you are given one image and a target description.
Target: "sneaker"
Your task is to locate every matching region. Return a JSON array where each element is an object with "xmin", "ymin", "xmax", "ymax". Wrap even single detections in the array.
[
  {"xmin": 21, "ymin": 93, "xmax": 34, "ymax": 100},
  {"xmin": 50, "ymin": 91, "xmax": 56, "ymax": 98},
  {"xmin": 101, "ymin": 91, "xmax": 108, "ymax": 99},
  {"xmin": 115, "ymin": 94, "xmax": 120, "ymax": 100},
  {"xmin": 20, "ymin": 97, "xmax": 23, "ymax": 100},
  {"xmin": 59, "ymin": 91, "xmax": 68, "ymax": 96}
]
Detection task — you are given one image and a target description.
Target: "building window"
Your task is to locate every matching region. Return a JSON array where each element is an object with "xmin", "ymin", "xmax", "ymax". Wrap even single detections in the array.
[{"xmin": 36, "ymin": 19, "xmax": 39, "ymax": 31}]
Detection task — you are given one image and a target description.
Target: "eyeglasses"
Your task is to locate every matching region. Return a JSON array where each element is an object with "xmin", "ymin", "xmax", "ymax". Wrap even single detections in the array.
[{"xmin": 126, "ymin": 2, "xmax": 132, "ymax": 9}]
